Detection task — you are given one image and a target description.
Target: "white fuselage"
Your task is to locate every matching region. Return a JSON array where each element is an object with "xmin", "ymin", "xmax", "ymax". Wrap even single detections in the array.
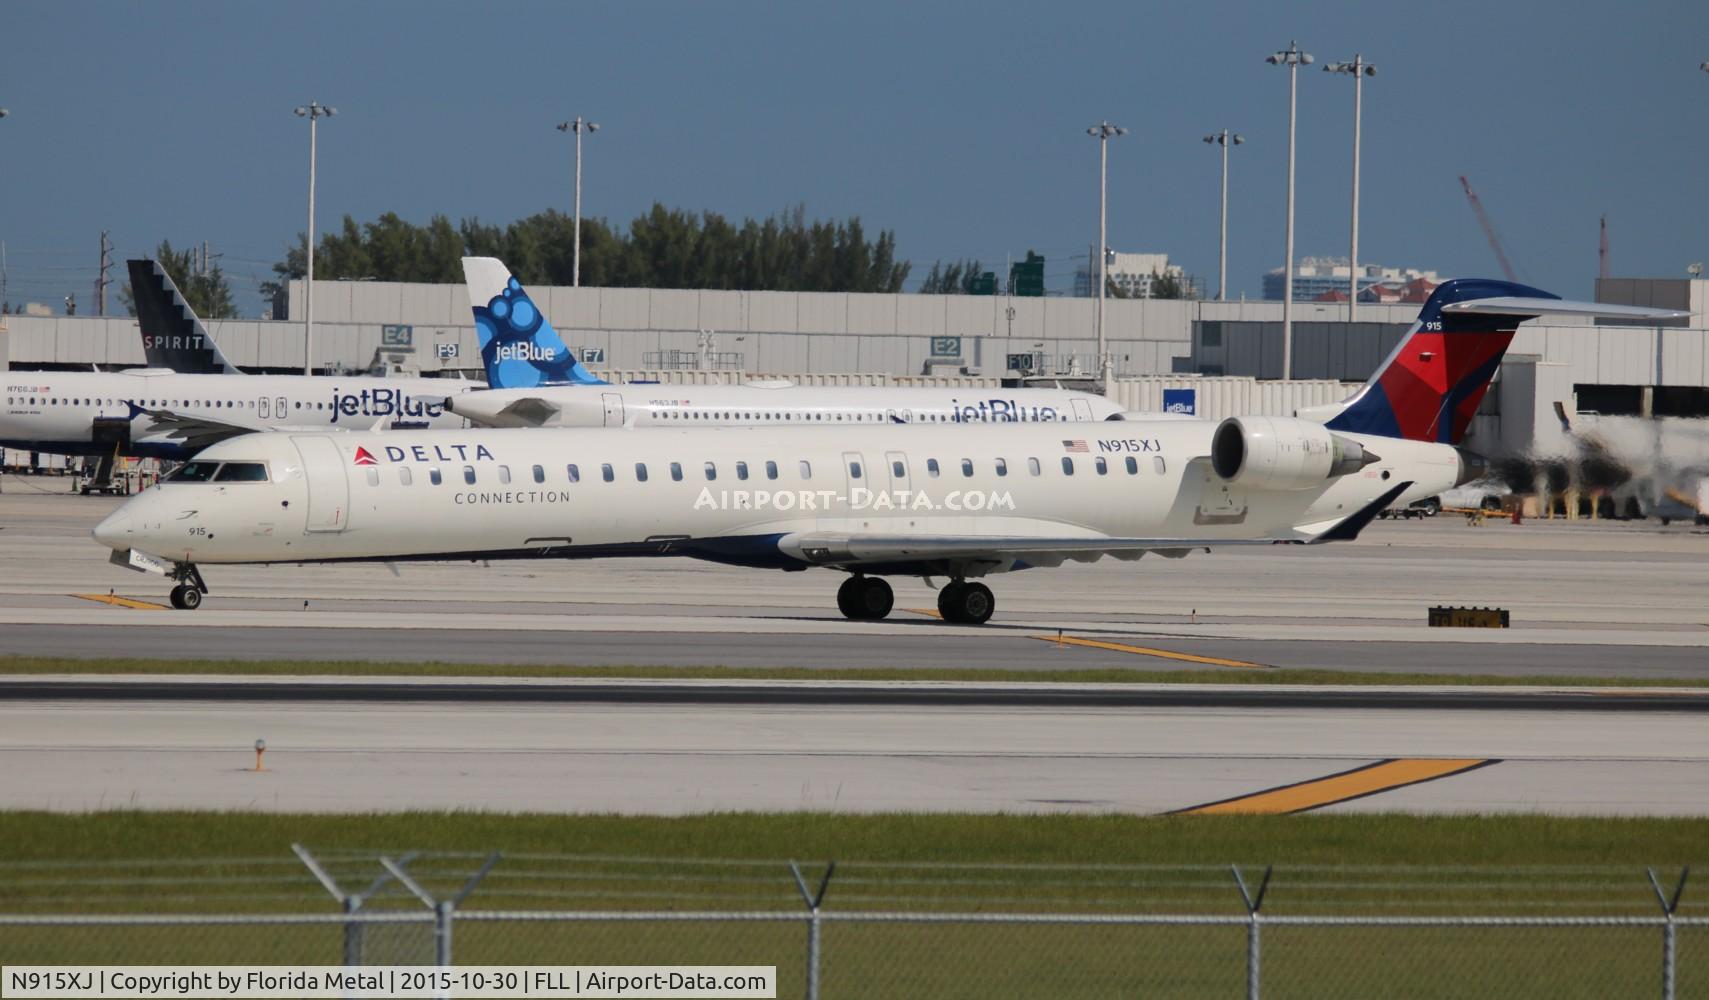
[
  {"xmin": 1, "ymin": 370, "xmax": 473, "ymax": 460},
  {"xmin": 446, "ymin": 383, "xmax": 1125, "ymax": 428},
  {"xmin": 93, "ymin": 419, "xmax": 1461, "ymax": 576}
]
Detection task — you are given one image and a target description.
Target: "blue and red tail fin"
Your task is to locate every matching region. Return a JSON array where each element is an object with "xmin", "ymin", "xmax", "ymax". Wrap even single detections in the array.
[
  {"xmin": 462, "ymin": 257, "xmax": 607, "ymax": 389},
  {"xmin": 1317, "ymin": 278, "xmax": 1552, "ymax": 444},
  {"xmin": 1306, "ymin": 278, "xmax": 1685, "ymax": 444}
]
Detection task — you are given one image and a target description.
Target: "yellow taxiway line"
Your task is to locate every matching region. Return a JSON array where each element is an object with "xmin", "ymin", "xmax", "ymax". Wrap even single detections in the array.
[
  {"xmin": 72, "ymin": 593, "xmax": 168, "ymax": 611},
  {"xmin": 1174, "ymin": 759, "xmax": 1498, "ymax": 815},
  {"xmin": 1029, "ymin": 634, "xmax": 1266, "ymax": 669}
]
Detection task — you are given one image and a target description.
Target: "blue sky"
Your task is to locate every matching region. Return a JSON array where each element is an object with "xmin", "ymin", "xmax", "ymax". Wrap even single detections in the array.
[{"xmin": 3, "ymin": 0, "xmax": 1707, "ymax": 314}]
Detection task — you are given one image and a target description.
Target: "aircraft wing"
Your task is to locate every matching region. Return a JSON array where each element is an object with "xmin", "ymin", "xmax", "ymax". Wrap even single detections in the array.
[
  {"xmin": 780, "ymin": 482, "xmax": 1410, "ymax": 569},
  {"xmin": 456, "ymin": 395, "xmax": 563, "ymax": 428},
  {"xmin": 129, "ymin": 406, "xmax": 270, "ymax": 451}
]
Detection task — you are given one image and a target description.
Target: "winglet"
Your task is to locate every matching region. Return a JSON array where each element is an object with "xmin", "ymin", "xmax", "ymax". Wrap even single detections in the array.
[{"xmin": 1310, "ymin": 481, "xmax": 1413, "ymax": 543}]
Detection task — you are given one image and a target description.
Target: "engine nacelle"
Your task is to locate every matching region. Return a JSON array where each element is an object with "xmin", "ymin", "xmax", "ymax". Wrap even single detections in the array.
[{"xmin": 1211, "ymin": 416, "xmax": 1377, "ymax": 491}]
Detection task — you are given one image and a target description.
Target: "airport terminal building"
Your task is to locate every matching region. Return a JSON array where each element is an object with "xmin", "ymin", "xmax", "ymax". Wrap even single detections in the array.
[{"xmin": 5, "ymin": 275, "xmax": 1707, "ymax": 460}]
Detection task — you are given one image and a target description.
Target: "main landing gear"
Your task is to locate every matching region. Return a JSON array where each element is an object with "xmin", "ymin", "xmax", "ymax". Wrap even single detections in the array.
[
  {"xmin": 834, "ymin": 574, "xmax": 996, "ymax": 625},
  {"xmin": 936, "ymin": 580, "xmax": 995, "ymax": 625},
  {"xmin": 836, "ymin": 575, "xmax": 894, "ymax": 621},
  {"xmin": 168, "ymin": 564, "xmax": 208, "ymax": 611}
]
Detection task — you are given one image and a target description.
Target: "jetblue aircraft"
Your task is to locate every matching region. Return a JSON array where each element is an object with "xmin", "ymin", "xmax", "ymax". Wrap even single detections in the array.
[
  {"xmin": 444, "ymin": 257, "xmax": 1126, "ymax": 427},
  {"xmin": 93, "ymin": 281, "xmax": 1684, "ymax": 615},
  {"xmin": 0, "ymin": 260, "xmax": 473, "ymax": 463}
]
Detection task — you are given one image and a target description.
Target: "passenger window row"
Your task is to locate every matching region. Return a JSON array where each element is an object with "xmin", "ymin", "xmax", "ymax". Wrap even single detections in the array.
[
  {"xmin": 9, "ymin": 396, "xmax": 336, "ymax": 412},
  {"xmin": 367, "ymin": 454, "xmax": 1167, "ymax": 488}
]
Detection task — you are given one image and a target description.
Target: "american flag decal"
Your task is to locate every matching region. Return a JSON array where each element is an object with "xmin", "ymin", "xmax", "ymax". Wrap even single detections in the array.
[{"xmin": 1062, "ymin": 439, "xmax": 1088, "ymax": 453}]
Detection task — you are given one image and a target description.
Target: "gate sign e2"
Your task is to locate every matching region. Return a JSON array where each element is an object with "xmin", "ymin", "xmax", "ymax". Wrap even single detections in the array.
[
  {"xmin": 382, "ymin": 325, "xmax": 414, "ymax": 349},
  {"xmin": 1162, "ymin": 388, "xmax": 1196, "ymax": 415},
  {"xmin": 931, "ymin": 336, "xmax": 962, "ymax": 358}
]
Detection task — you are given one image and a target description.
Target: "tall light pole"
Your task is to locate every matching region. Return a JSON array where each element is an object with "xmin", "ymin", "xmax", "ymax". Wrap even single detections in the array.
[
  {"xmin": 1326, "ymin": 55, "xmax": 1376, "ymax": 321},
  {"xmin": 1267, "ymin": 41, "xmax": 1312, "ymax": 380},
  {"xmin": 293, "ymin": 100, "xmax": 335, "ymax": 376},
  {"xmin": 557, "ymin": 117, "xmax": 600, "ymax": 287},
  {"xmin": 1087, "ymin": 121, "xmax": 1126, "ymax": 389},
  {"xmin": 1202, "ymin": 130, "xmax": 1243, "ymax": 301}
]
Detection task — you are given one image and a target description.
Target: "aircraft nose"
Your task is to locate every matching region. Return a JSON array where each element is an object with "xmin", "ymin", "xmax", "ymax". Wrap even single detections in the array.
[{"xmin": 92, "ymin": 508, "xmax": 134, "ymax": 550}]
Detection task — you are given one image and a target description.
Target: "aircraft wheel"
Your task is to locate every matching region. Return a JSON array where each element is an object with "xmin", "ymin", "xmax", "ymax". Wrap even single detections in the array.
[
  {"xmin": 169, "ymin": 585, "xmax": 202, "ymax": 611},
  {"xmin": 837, "ymin": 576, "xmax": 893, "ymax": 620},
  {"xmin": 936, "ymin": 581, "xmax": 967, "ymax": 621},
  {"xmin": 939, "ymin": 581, "xmax": 994, "ymax": 625}
]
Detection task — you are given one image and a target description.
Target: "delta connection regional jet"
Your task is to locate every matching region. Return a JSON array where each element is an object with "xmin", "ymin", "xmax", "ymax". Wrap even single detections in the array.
[{"xmin": 92, "ymin": 280, "xmax": 1684, "ymax": 618}]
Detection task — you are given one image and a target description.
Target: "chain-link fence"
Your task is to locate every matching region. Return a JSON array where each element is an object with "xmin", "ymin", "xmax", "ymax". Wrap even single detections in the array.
[
  {"xmin": 2, "ymin": 910, "xmax": 1705, "ymax": 998},
  {"xmin": 0, "ymin": 852, "xmax": 1699, "ymax": 998}
]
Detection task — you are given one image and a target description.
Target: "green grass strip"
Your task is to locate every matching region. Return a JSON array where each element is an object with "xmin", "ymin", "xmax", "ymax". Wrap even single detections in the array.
[{"xmin": 1, "ymin": 654, "xmax": 1705, "ymax": 687}]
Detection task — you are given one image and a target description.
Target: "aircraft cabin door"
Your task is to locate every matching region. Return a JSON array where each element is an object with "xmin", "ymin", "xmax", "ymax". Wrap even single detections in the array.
[
  {"xmin": 292, "ymin": 435, "xmax": 350, "ymax": 533},
  {"xmin": 842, "ymin": 451, "xmax": 868, "ymax": 513},
  {"xmin": 602, "ymin": 392, "xmax": 625, "ymax": 427},
  {"xmin": 1071, "ymin": 398, "xmax": 1094, "ymax": 421},
  {"xmin": 258, "ymin": 397, "xmax": 269, "ymax": 419}
]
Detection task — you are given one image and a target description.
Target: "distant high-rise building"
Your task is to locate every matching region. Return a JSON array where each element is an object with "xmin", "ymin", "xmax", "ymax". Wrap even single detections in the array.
[
  {"xmin": 1074, "ymin": 251, "xmax": 1195, "ymax": 298},
  {"xmin": 1263, "ymin": 257, "xmax": 1442, "ymax": 302}
]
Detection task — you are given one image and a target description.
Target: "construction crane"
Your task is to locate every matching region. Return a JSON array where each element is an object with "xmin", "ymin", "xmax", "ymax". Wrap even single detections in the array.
[
  {"xmin": 1599, "ymin": 215, "xmax": 1610, "ymax": 280},
  {"xmin": 1457, "ymin": 175, "xmax": 1519, "ymax": 282}
]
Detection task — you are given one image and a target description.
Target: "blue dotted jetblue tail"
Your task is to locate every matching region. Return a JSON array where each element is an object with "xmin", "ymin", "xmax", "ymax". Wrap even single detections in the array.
[{"xmin": 462, "ymin": 257, "xmax": 607, "ymax": 388}]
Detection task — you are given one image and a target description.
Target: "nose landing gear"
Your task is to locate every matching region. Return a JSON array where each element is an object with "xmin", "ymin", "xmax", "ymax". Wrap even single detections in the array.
[
  {"xmin": 836, "ymin": 575, "xmax": 894, "ymax": 621},
  {"xmin": 167, "ymin": 564, "xmax": 208, "ymax": 611}
]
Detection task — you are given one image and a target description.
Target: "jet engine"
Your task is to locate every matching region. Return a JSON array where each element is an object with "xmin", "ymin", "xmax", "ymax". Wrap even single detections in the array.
[{"xmin": 1211, "ymin": 415, "xmax": 1377, "ymax": 491}]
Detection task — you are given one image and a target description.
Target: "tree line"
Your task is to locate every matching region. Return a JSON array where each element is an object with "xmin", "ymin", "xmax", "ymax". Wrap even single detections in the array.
[{"xmin": 259, "ymin": 205, "xmax": 913, "ymax": 301}]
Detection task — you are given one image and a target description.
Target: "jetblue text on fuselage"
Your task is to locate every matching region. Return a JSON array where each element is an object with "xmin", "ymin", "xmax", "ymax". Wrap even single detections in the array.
[
  {"xmin": 330, "ymin": 388, "xmax": 445, "ymax": 424},
  {"xmin": 950, "ymin": 398, "xmax": 1062, "ymax": 422}
]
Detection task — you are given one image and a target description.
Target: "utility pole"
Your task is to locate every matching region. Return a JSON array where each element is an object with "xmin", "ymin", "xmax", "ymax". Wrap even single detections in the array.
[
  {"xmin": 1202, "ymin": 130, "xmax": 1243, "ymax": 301},
  {"xmin": 1087, "ymin": 121, "xmax": 1127, "ymax": 390},
  {"xmin": 1267, "ymin": 41, "xmax": 1313, "ymax": 380},
  {"xmin": 1325, "ymin": 55, "xmax": 1376, "ymax": 321},
  {"xmin": 95, "ymin": 231, "xmax": 112, "ymax": 316},
  {"xmin": 294, "ymin": 100, "xmax": 337, "ymax": 375},
  {"xmin": 556, "ymin": 117, "xmax": 600, "ymax": 287}
]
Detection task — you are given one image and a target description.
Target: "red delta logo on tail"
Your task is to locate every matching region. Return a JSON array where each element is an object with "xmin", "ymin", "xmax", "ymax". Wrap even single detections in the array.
[
  {"xmin": 1320, "ymin": 279, "xmax": 1556, "ymax": 445},
  {"xmin": 353, "ymin": 446, "xmax": 378, "ymax": 466},
  {"xmin": 1313, "ymin": 278, "xmax": 1688, "ymax": 445}
]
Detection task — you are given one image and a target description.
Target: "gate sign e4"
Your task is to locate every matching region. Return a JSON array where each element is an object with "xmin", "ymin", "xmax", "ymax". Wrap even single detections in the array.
[
  {"xmin": 1162, "ymin": 388, "xmax": 1196, "ymax": 415},
  {"xmin": 382, "ymin": 324, "xmax": 414, "ymax": 348},
  {"xmin": 931, "ymin": 336, "xmax": 962, "ymax": 358}
]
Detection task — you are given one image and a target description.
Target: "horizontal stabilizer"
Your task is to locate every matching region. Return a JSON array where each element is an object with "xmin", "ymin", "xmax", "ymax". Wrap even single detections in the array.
[{"xmin": 1441, "ymin": 297, "xmax": 1689, "ymax": 321}]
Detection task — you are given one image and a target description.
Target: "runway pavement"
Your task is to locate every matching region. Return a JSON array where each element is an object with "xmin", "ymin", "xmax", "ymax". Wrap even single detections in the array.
[
  {"xmin": 1, "ymin": 485, "xmax": 1707, "ymax": 678},
  {"xmin": 1, "ymin": 683, "xmax": 1702, "ymax": 815}
]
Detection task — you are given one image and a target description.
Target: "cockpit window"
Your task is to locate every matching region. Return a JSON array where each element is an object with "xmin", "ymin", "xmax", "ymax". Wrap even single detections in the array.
[
  {"xmin": 166, "ymin": 461, "xmax": 221, "ymax": 483},
  {"xmin": 212, "ymin": 462, "xmax": 269, "ymax": 482}
]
